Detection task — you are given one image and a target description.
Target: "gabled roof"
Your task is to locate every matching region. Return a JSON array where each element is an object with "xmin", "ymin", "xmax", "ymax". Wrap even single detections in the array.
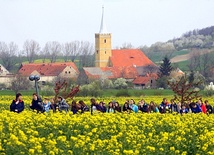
[
  {"xmin": 132, "ymin": 76, "xmax": 151, "ymax": 85},
  {"xmin": 0, "ymin": 64, "xmax": 10, "ymax": 76},
  {"xmin": 132, "ymin": 73, "xmax": 158, "ymax": 85},
  {"xmin": 110, "ymin": 49, "xmax": 155, "ymax": 67},
  {"xmin": 19, "ymin": 62, "xmax": 79, "ymax": 76},
  {"xmin": 83, "ymin": 66, "xmax": 139, "ymax": 79}
]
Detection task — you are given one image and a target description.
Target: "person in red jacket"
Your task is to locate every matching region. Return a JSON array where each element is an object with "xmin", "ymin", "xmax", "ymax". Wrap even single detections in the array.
[{"xmin": 197, "ymin": 99, "xmax": 206, "ymax": 113}]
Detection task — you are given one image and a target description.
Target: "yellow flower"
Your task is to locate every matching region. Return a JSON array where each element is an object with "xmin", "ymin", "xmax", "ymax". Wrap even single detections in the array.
[
  {"xmin": 90, "ymin": 144, "xmax": 95, "ymax": 151},
  {"xmin": 170, "ymin": 146, "xmax": 175, "ymax": 151},
  {"xmin": 28, "ymin": 149, "xmax": 34, "ymax": 154}
]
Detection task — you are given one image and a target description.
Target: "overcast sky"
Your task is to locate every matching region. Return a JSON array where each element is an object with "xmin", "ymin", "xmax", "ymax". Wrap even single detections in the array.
[{"xmin": 0, "ymin": 0, "xmax": 214, "ymax": 49}]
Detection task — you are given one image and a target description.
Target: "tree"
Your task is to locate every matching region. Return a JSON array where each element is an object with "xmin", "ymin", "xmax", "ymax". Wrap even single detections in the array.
[
  {"xmin": 142, "ymin": 65, "xmax": 158, "ymax": 75},
  {"xmin": 156, "ymin": 76, "xmax": 168, "ymax": 89},
  {"xmin": 120, "ymin": 42, "xmax": 134, "ymax": 49},
  {"xmin": 0, "ymin": 42, "xmax": 18, "ymax": 71},
  {"xmin": 43, "ymin": 41, "xmax": 61, "ymax": 63},
  {"xmin": 188, "ymin": 50, "xmax": 201, "ymax": 71},
  {"xmin": 62, "ymin": 41, "xmax": 81, "ymax": 62},
  {"xmin": 53, "ymin": 80, "xmax": 79, "ymax": 101},
  {"xmin": 114, "ymin": 78, "xmax": 128, "ymax": 89},
  {"xmin": 159, "ymin": 56, "xmax": 173, "ymax": 77},
  {"xmin": 76, "ymin": 69, "xmax": 89, "ymax": 85},
  {"xmin": 188, "ymin": 49, "xmax": 214, "ymax": 80},
  {"xmin": 10, "ymin": 74, "xmax": 31, "ymax": 93},
  {"xmin": 23, "ymin": 40, "xmax": 40, "ymax": 63},
  {"xmin": 168, "ymin": 72, "xmax": 205, "ymax": 104},
  {"xmin": 79, "ymin": 41, "xmax": 94, "ymax": 67},
  {"xmin": 39, "ymin": 49, "xmax": 48, "ymax": 63}
]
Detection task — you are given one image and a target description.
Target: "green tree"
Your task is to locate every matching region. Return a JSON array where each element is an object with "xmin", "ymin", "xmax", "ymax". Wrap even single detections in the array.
[
  {"xmin": 156, "ymin": 56, "xmax": 173, "ymax": 89},
  {"xmin": 159, "ymin": 56, "xmax": 173, "ymax": 77}
]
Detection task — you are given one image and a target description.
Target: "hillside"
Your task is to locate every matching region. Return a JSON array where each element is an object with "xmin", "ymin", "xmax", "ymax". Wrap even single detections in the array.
[
  {"xmin": 142, "ymin": 25, "xmax": 214, "ymax": 71},
  {"xmin": 141, "ymin": 26, "xmax": 214, "ymax": 71}
]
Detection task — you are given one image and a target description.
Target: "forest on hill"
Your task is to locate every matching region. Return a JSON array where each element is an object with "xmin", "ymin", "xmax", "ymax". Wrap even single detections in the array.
[{"xmin": 141, "ymin": 26, "xmax": 214, "ymax": 63}]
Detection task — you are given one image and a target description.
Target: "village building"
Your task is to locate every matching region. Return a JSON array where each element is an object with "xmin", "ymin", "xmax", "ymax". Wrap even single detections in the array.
[
  {"xmin": 18, "ymin": 62, "xmax": 79, "ymax": 83},
  {"xmin": 0, "ymin": 64, "xmax": 14, "ymax": 88},
  {"xmin": 83, "ymin": 7, "xmax": 158, "ymax": 88}
]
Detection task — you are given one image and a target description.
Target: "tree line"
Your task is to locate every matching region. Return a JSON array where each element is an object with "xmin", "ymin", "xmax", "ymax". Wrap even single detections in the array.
[
  {"xmin": 0, "ymin": 40, "xmax": 95, "ymax": 72},
  {"xmin": 141, "ymin": 25, "xmax": 214, "ymax": 54}
]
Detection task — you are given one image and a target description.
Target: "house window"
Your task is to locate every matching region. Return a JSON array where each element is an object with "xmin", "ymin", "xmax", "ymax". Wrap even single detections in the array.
[
  {"xmin": 104, "ymin": 39, "xmax": 106, "ymax": 43},
  {"xmin": 69, "ymin": 71, "xmax": 71, "ymax": 74},
  {"xmin": 97, "ymin": 50, "xmax": 98, "ymax": 54},
  {"xmin": 151, "ymin": 80, "xmax": 153, "ymax": 83},
  {"xmin": 65, "ymin": 71, "xmax": 67, "ymax": 74}
]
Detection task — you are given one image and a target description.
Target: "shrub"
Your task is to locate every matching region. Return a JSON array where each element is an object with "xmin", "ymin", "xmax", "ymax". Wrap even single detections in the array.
[
  {"xmin": 114, "ymin": 78, "xmax": 128, "ymax": 89},
  {"xmin": 78, "ymin": 82, "xmax": 103, "ymax": 97},
  {"xmin": 203, "ymin": 89, "xmax": 214, "ymax": 97}
]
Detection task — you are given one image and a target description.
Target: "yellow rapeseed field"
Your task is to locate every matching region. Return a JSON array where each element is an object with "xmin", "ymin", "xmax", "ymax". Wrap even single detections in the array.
[{"xmin": 1, "ymin": 95, "xmax": 214, "ymax": 155}]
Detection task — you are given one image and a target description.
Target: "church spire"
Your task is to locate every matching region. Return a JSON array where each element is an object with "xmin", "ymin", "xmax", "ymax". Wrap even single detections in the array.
[{"xmin": 99, "ymin": 6, "xmax": 108, "ymax": 34}]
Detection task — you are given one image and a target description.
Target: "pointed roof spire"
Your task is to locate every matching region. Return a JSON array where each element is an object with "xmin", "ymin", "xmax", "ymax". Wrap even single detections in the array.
[{"xmin": 99, "ymin": 6, "xmax": 108, "ymax": 34}]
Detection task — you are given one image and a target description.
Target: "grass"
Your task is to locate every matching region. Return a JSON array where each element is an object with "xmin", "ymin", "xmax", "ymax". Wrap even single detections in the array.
[
  {"xmin": 172, "ymin": 60, "xmax": 189, "ymax": 71},
  {"xmin": 170, "ymin": 50, "xmax": 189, "ymax": 57},
  {"xmin": 0, "ymin": 89, "xmax": 174, "ymax": 97},
  {"xmin": 147, "ymin": 50, "xmax": 190, "ymax": 63},
  {"xmin": 101, "ymin": 89, "xmax": 174, "ymax": 97}
]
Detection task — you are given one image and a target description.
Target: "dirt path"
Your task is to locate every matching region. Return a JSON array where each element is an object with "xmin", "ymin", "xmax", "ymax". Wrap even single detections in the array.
[
  {"xmin": 170, "ymin": 54, "xmax": 191, "ymax": 63},
  {"xmin": 170, "ymin": 49, "xmax": 212, "ymax": 63}
]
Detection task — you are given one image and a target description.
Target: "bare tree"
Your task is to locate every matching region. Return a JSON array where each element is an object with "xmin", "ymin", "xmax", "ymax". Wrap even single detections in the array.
[
  {"xmin": 0, "ymin": 42, "xmax": 18, "ymax": 71},
  {"xmin": 188, "ymin": 50, "xmax": 201, "ymax": 71},
  {"xmin": 11, "ymin": 74, "xmax": 31, "ymax": 93},
  {"xmin": 201, "ymin": 52, "xmax": 212, "ymax": 78},
  {"xmin": 62, "ymin": 41, "xmax": 81, "ymax": 62},
  {"xmin": 168, "ymin": 72, "xmax": 204, "ymax": 104},
  {"xmin": 23, "ymin": 40, "xmax": 40, "ymax": 63},
  {"xmin": 120, "ymin": 42, "xmax": 134, "ymax": 49},
  {"xmin": 143, "ymin": 65, "xmax": 159, "ymax": 75},
  {"xmin": 44, "ymin": 41, "xmax": 61, "ymax": 63},
  {"xmin": 188, "ymin": 49, "xmax": 214, "ymax": 79},
  {"xmin": 79, "ymin": 41, "xmax": 94, "ymax": 67},
  {"xmin": 40, "ymin": 49, "xmax": 47, "ymax": 63}
]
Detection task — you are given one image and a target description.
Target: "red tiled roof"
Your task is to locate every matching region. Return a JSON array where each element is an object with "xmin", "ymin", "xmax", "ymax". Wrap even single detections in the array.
[
  {"xmin": 84, "ymin": 70, "xmax": 100, "ymax": 79},
  {"xmin": 132, "ymin": 73, "xmax": 158, "ymax": 84},
  {"xmin": 132, "ymin": 76, "xmax": 151, "ymax": 84},
  {"xmin": 103, "ymin": 66, "xmax": 138, "ymax": 79},
  {"xmin": 110, "ymin": 49, "xmax": 155, "ymax": 67},
  {"xmin": 19, "ymin": 62, "xmax": 79, "ymax": 76},
  {"xmin": 83, "ymin": 66, "xmax": 139, "ymax": 79}
]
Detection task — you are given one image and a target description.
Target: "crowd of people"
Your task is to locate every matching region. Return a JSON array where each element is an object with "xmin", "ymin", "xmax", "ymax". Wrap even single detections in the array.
[{"xmin": 10, "ymin": 93, "xmax": 214, "ymax": 115}]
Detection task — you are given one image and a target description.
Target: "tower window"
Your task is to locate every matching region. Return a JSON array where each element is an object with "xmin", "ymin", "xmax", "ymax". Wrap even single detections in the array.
[
  {"xmin": 104, "ymin": 39, "xmax": 106, "ymax": 43},
  {"xmin": 105, "ymin": 51, "xmax": 106, "ymax": 54},
  {"xmin": 97, "ymin": 50, "xmax": 98, "ymax": 54}
]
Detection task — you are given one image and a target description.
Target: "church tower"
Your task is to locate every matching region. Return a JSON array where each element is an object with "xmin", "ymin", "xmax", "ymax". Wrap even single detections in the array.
[{"xmin": 95, "ymin": 6, "xmax": 112, "ymax": 67}]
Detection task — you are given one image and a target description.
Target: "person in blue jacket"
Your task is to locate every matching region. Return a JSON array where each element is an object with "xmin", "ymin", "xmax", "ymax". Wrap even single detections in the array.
[
  {"xmin": 190, "ymin": 102, "xmax": 202, "ymax": 113},
  {"xmin": 129, "ymin": 99, "xmax": 138, "ymax": 113},
  {"xmin": 10, "ymin": 93, "xmax": 24, "ymax": 113},
  {"xmin": 180, "ymin": 104, "xmax": 188, "ymax": 114}
]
